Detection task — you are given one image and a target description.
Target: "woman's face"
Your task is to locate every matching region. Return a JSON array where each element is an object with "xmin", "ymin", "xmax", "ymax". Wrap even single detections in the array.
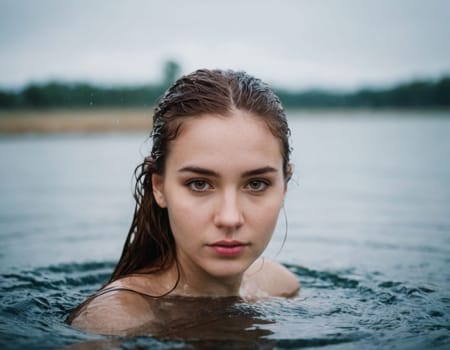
[{"xmin": 152, "ymin": 110, "xmax": 287, "ymax": 282}]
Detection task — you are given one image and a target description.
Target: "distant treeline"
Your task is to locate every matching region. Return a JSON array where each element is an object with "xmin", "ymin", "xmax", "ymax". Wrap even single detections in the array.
[
  {"xmin": 0, "ymin": 82, "xmax": 168, "ymax": 109},
  {"xmin": 276, "ymin": 77, "xmax": 450, "ymax": 108},
  {"xmin": 0, "ymin": 62, "xmax": 449, "ymax": 109},
  {"xmin": 0, "ymin": 61, "xmax": 182, "ymax": 110}
]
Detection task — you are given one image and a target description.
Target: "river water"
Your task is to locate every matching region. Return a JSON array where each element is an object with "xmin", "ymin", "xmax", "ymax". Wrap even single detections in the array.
[{"xmin": 0, "ymin": 110, "xmax": 449, "ymax": 349}]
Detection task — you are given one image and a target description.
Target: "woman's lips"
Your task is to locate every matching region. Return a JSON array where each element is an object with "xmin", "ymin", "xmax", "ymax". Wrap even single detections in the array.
[{"xmin": 208, "ymin": 240, "xmax": 248, "ymax": 257}]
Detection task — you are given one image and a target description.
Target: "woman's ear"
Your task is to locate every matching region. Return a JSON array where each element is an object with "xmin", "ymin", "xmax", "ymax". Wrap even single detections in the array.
[
  {"xmin": 284, "ymin": 163, "xmax": 293, "ymax": 192},
  {"xmin": 152, "ymin": 173, "xmax": 167, "ymax": 208}
]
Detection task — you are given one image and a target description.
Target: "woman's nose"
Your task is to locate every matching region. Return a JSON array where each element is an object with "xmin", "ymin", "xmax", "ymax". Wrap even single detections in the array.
[{"xmin": 213, "ymin": 191, "xmax": 244, "ymax": 230}]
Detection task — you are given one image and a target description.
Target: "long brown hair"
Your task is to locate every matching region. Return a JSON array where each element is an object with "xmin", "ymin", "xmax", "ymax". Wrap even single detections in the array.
[{"xmin": 109, "ymin": 69, "xmax": 292, "ymax": 283}]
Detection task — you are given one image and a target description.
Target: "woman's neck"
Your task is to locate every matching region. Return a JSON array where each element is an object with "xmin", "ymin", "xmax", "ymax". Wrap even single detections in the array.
[{"xmin": 167, "ymin": 258, "xmax": 243, "ymax": 298}]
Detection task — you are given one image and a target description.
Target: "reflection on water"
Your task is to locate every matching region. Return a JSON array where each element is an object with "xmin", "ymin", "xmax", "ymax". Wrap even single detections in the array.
[
  {"xmin": 1, "ymin": 111, "xmax": 450, "ymax": 349},
  {"xmin": 69, "ymin": 295, "xmax": 276, "ymax": 348},
  {"xmin": 140, "ymin": 297, "xmax": 274, "ymax": 344},
  {"xmin": 3, "ymin": 260, "xmax": 448, "ymax": 349}
]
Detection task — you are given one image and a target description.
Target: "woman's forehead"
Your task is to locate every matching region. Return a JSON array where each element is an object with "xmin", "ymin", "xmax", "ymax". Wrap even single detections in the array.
[{"xmin": 165, "ymin": 111, "xmax": 284, "ymax": 171}]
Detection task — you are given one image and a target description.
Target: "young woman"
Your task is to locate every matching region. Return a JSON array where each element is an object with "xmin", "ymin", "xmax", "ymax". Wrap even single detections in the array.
[{"xmin": 68, "ymin": 69, "xmax": 300, "ymax": 335}]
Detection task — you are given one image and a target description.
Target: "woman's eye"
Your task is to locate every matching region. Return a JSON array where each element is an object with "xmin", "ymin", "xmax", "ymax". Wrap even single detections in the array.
[
  {"xmin": 246, "ymin": 180, "xmax": 269, "ymax": 192},
  {"xmin": 188, "ymin": 180, "xmax": 211, "ymax": 192}
]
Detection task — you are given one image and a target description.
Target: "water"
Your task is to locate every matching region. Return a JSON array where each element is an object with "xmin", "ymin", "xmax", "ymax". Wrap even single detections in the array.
[{"xmin": 1, "ymin": 110, "xmax": 449, "ymax": 349}]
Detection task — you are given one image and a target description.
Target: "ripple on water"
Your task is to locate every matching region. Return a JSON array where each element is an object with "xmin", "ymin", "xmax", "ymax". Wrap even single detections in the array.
[{"xmin": 0, "ymin": 261, "xmax": 449, "ymax": 349}]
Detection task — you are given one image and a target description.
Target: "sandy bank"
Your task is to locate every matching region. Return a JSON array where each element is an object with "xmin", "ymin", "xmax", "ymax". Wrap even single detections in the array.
[{"xmin": 0, "ymin": 108, "xmax": 153, "ymax": 134}]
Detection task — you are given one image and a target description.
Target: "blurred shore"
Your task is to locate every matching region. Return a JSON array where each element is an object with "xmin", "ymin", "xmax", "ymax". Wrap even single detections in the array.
[
  {"xmin": 0, "ymin": 108, "xmax": 152, "ymax": 134},
  {"xmin": 1, "ymin": 107, "xmax": 449, "ymax": 134}
]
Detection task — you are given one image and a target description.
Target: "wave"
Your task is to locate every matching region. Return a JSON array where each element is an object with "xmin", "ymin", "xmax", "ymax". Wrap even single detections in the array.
[{"xmin": 0, "ymin": 261, "xmax": 448, "ymax": 350}]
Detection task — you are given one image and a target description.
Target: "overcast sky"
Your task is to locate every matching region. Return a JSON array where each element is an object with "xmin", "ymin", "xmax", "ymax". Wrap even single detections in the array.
[{"xmin": 1, "ymin": 0, "xmax": 449, "ymax": 91}]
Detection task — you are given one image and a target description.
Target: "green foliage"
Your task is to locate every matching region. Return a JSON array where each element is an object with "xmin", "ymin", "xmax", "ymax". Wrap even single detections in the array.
[
  {"xmin": 14, "ymin": 82, "xmax": 167, "ymax": 109},
  {"xmin": 275, "ymin": 77, "xmax": 450, "ymax": 108},
  {"xmin": 162, "ymin": 60, "xmax": 181, "ymax": 86},
  {"xmin": 0, "ymin": 62, "xmax": 449, "ymax": 109},
  {"xmin": 0, "ymin": 90, "xmax": 17, "ymax": 108}
]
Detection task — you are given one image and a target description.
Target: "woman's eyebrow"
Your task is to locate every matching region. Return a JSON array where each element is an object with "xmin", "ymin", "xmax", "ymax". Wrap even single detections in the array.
[
  {"xmin": 242, "ymin": 166, "xmax": 278, "ymax": 177},
  {"xmin": 178, "ymin": 166, "xmax": 278, "ymax": 177},
  {"xmin": 178, "ymin": 166, "xmax": 219, "ymax": 177}
]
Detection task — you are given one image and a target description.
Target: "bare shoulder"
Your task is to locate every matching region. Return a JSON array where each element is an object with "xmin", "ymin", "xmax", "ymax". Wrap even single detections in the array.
[
  {"xmin": 70, "ymin": 286, "xmax": 154, "ymax": 335},
  {"xmin": 242, "ymin": 258, "xmax": 300, "ymax": 298}
]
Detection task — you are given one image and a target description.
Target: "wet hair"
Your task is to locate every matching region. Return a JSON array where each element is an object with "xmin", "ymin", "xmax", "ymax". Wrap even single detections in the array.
[{"xmin": 109, "ymin": 69, "xmax": 292, "ymax": 282}]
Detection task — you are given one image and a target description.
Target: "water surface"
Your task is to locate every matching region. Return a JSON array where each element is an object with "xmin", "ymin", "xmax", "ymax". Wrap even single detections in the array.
[{"xmin": 1, "ymin": 110, "xmax": 449, "ymax": 349}]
